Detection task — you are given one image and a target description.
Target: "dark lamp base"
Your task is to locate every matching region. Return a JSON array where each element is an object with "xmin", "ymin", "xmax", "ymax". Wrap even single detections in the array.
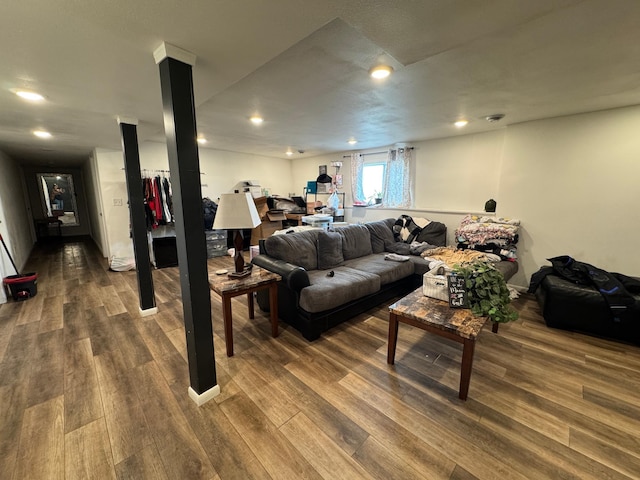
[{"xmin": 228, "ymin": 269, "xmax": 251, "ymax": 279}]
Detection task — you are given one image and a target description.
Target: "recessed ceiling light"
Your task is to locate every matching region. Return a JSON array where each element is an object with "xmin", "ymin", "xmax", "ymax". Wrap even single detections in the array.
[
  {"xmin": 13, "ymin": 89, "xmax": 45, "ymax": 101},
  {"xmin": 33, "ymin": 130, "xmax": 52, "ymax": 138},
  {"xmin": 454, "ymin": 120, "xmax": 468, "ymax": 128},
  {"xmin": 197, "ymin": 136, "xmax": 207, "ymax": 144},
  {"xmin": 369, "ymin": 65, "xmax": 393, "ymax": 79},
  {"xmin": 285, "ymin": 150, "xmax": 293, "ymax": 156},
  {"xmin": 250, "ymin": 115, "xmax": 263, "ymax": 125},
  {"xmin": 347, "ymin": 138, "xmax": 358, "ymax": 145}
]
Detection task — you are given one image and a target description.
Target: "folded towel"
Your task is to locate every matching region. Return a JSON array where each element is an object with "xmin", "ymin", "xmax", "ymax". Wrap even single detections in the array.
[{"xmin": 385, "ymin": 253, "xmax": 410, "ymax": 262}]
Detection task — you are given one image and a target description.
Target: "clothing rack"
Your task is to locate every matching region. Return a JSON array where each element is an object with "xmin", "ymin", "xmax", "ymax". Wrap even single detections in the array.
[
  {"xmin": 342, "ymin": 147, "xmax": 413, "ymax": 158},
  {"xmin": 141, "ymin": 169, "xmax": 170, "ymax": 176},
  {"xmin": 120, "ymin": 168, "xmax": 207, "ymax": 175}
]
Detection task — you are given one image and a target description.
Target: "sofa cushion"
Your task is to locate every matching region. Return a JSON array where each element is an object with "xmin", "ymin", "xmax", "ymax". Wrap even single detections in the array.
[
  {"xmin": 365, "ymin": 218, "xmax": 396, "ymax": 253},
  {"xmin": 494, "ymin": 260, "xmax": 518, "ymax": 283},
  {"xmin": 263, "ymin": 229, "xmax": 319, "ymax": 270},
  {"xmin": 317, "ymin": 231, "xmax": 344, "ymax": 270},
  {"xmin": 415, "ymin": 221, "xmax": 447, "ymax": 246},
  {"xmin": 406, "ymin": 255, "xmax": 432, "ymax": 276},
  {"xmin": 336, "ymin": 224, "xmax": 372, "ymax": 260},
  {"xmin": 343, "ymin": 253, "xmax": 416, "ymax": 285},
  {"xmin": 299, "ymin": 267, "xmax": 380, "ymax": 313}
]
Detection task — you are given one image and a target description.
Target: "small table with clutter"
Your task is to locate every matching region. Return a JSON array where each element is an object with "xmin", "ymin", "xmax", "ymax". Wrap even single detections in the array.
[
  {"xmin": 209, "ymin": 267, "xmax": 281, "ymax": 357},
  {"xmin": 301, "ymin": 214, "xmax": 334, "ymax": 230},
  {"xmin": 387, "ymin": 287, "xmax": 497, "ymax": 400}
]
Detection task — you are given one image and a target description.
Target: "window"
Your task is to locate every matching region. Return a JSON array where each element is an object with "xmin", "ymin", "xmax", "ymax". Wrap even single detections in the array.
[
  {"xmin": 350, "ymin": 148, "xmax": 413, "ymax": 207},
  {"xmin": 362, "ymin": 162, "xmax": 385, "ymax": 200}
]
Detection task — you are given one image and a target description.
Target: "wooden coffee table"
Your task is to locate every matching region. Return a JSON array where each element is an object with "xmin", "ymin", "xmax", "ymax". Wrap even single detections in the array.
[
  {"xmin": 387, "ymin": 287, "xmax": 497, "ymax": 400},
  {"xmin": 209, "ymin": 267, "xmax": 281, "ymax": 357}
]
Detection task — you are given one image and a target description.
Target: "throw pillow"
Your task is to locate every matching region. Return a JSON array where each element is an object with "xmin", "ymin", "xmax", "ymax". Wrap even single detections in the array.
[
  {"xmin": 415, "ymin": 221, "xmax": 447, "ymax": 246},
  {"xmin": 365, "ymin": 219, "xmax": 396, "ymax": 253},
  {"xmin": 317, "ymin": 231, "xmax": 344, "ymax": 270},
  {"xmin": 337, "ymin": 225, "xmax": 373, "ymax": 260}
]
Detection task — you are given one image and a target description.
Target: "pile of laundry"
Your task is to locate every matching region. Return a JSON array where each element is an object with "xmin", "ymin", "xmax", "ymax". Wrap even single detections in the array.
[{"xmin": 455, "ymin": 214, "xmax": 520, "ymax": 261}]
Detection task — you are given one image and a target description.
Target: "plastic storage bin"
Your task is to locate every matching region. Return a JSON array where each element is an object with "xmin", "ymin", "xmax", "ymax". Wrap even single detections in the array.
[{"xmin": 206, "ymin": 230, "xmax": 228, "ymax": 258}]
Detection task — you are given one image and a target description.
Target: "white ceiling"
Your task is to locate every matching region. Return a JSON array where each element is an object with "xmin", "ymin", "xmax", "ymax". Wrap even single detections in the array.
[{"xmin": 1, "ymin": 0, "xmax": 640, "ymax": 166}]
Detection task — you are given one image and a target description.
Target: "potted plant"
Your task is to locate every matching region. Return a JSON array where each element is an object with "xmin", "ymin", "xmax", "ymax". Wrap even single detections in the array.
[
  {"xmin": 373, "ymin": 191, "xmax": 382, "ymax": 204},
  {"xmin": 452, "ymin": 260, "xmax": 518, "ymax": 324}
]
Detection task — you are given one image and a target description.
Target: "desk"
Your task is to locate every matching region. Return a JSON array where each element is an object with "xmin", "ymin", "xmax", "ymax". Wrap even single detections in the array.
[
  {"xmin": 34, "ymin": 217, "xmax": 62, "ymax": 240},
  {"xmin": 209, "ymin": 267, "xmax": 281, "ymax": 357},
  {"xmin": 387, "ymin": 287, "xmax": 496, "ymax": 400}
]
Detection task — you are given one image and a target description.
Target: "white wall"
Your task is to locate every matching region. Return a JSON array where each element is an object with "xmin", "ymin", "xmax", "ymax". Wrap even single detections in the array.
[
  {"xmin": 499, "ymin": 106, "xmax": 640, "ymax": 287},
  {"xmin": 293, "ymin": 106, "xmax": 640, "ymax": 289},
  {"xmin": 94, "ymin": 148, "xmax": 131, "ymax": 259},
  {"xmin": 95, "ymin": 141, "xmax": 293, "ymax": 259},
  {"xmin": 83, "ymin": 150, "xmax": 109, "ymax": 256},
  {"xmin": 0, "ymin": 151, "xmax": 35, "ymax": 303}
]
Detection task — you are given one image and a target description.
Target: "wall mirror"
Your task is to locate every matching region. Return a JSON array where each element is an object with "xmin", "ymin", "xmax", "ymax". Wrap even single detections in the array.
[{"xmin": 37, "ymin": 173, "xmax": 79, "ymax": 226}]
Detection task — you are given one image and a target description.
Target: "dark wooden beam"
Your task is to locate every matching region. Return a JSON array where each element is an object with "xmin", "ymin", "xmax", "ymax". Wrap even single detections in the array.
[
  {"xmin": 118, "ymin": 119, "xmax": 156, "ymax": 313},
  {"xmin": 154, "ymin": 44, "xmax": 218, "ymax": 403}
]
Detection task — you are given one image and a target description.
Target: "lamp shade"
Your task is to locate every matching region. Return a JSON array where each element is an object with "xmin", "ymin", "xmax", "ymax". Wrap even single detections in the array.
[{"xmin": 212, "ymin": 192, "xmax": 262, "ymax": 230}]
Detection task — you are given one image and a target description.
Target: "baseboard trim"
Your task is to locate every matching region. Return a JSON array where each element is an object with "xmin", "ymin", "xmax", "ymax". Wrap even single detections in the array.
[
  {"xmin": 188, "ymin": 385, "xmax": 221, "ymax": 406},
  {"xmin": 139, "ymin": 306, "xmax": 158, "ymax": 317}
]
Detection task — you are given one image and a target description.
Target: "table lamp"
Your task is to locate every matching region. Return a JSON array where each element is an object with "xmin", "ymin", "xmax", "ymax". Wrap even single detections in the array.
[{"xmin": 212, "ymin": 192, "xmax": 262, "ymax": 279}]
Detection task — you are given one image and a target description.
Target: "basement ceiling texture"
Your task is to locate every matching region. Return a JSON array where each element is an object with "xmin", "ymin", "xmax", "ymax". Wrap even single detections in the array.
[{"xmin": 1, "ymin": 0, "xmax": 640, "ymax": 166}]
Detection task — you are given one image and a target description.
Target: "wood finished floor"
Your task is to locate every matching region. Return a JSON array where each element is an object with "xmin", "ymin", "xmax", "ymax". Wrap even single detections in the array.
[{"xmin": 1, "ymin": 238, "xmax": 640, "ymax": 479}]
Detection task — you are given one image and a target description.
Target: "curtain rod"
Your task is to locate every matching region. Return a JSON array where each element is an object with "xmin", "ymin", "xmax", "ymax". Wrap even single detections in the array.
[{"xmin": 342, "ymin": 147, "xmax": 413, "ymax": 158}]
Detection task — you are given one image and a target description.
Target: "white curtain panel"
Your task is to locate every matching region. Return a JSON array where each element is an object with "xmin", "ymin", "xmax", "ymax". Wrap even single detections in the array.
[
  {"xmin": 383, "ymin": 148, "xmax": 413, "ymax": 208},
  {"xmin": 350, "ymin": 152, "xmax": 365, "ymax": 204}
]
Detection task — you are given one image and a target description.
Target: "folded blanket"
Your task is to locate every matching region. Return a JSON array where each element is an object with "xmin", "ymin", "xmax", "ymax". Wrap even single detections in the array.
[
  {"xmin": 393, "ymin": 215, "xmax": 431, "ymax": 243},
  {"xmin": 385, "ymin": 253, "xmax": 410, "ymax": 262},
  {"xmin": 455, "ymin": 214, "xmax": 520, "ymax": 245}
]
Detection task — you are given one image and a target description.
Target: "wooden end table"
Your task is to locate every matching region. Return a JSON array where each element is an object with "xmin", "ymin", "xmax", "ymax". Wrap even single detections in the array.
[
  {"xmin": 387, "ymin": 288, "xmax": 497, "ymax": 400},
  {"xmin": 209, "ymin": 267, "xmax": 281, "ymax": 357}
]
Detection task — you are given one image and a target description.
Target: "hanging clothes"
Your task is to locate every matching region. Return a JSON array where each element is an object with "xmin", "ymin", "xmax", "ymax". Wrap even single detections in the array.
[
  {"xmin": 153, "ymin": 176, "xmax": 163, "ymax": 223},
  {"xmin": 141, "ymin": 171, "xmax": 174, "ymax": 230},
  {"xmin": 162, "ymin": 176, "xmax": 173, "ymax": 223}
]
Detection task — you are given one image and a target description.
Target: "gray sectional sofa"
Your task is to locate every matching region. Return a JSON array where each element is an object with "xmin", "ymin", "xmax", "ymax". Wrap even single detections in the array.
[{"xmin": 252, "ymin": 218, "xmax": 517, "ymax": 341}]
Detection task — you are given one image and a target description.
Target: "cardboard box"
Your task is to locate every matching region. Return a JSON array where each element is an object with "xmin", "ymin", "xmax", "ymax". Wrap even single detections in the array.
[
  {"xmin": 266, "ymin": 210, "xmax": 286, "ymax": 221},
  {"xmin": 307, "ymin": 201, "xmax": 321, "ymax": 214},
  {"xmin": 250, "ymin": 220, "xmax": 282, "ymax": 244},
  {"xmin": 253, "ymin": 196, "xmax": 268, "ymax": 215}
]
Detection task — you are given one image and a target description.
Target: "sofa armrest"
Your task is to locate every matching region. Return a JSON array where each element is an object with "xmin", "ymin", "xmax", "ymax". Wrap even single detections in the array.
[{"xmin": 251, "ymin": 254, "xmax": 310, "ymax": 293}]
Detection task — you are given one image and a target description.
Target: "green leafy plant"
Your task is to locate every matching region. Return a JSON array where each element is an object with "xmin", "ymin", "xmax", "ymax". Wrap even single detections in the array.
[
  {"xmin": 371, "ymin": 190, "xmax": 382, "ymax": 204},
  {"xmin": 453, "ymin": 260, "xmax": 518, "ymax": 323}
]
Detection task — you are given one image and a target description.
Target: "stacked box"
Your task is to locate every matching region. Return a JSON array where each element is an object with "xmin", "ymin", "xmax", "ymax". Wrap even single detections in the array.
[{"xmin": 205, "ymin": 230, "xmax": 228, "ymax": 258}]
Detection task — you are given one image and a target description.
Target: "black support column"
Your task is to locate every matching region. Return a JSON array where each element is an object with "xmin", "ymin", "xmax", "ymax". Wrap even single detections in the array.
[
  {"xmin": 118, "ymin": 117, "xmax": 157, "ymax": 315},
  {"xmin": 154, "ymin": 43, "xmax": 219, "ymax": 404}
]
